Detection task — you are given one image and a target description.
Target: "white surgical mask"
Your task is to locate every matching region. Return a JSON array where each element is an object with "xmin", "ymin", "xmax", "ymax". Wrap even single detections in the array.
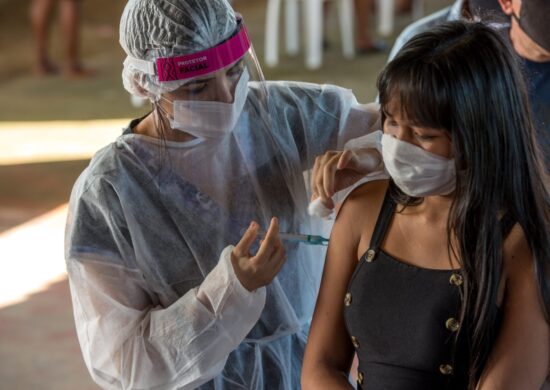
[
  {"xmin": 170, "ymin": 68, "xmax": 250, "ymax": 139},
  {"xmin": 381, "ymin": 133, "xmax": 456, "ymax": 197}
]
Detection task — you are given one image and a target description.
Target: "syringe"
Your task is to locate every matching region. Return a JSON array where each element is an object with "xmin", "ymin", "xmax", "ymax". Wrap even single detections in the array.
[{"xmin": 258, "ymin": 231, "xmax": 329, "ymax": 246}]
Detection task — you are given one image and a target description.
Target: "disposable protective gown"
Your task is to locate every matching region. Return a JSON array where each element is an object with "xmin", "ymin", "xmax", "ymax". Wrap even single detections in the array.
[{"xmin": 65, "ymin": 81, "xmax": 380, "ymax": 389}]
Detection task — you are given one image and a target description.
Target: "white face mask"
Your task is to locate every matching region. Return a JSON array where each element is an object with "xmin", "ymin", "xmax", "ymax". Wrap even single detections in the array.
[
  {"xmin": 381, "ymin": 133, "xmax": 456, "ymax": 197},
  {"xmin": 170, "ymin": 68, "xmax": 250, "ymax": 139}
]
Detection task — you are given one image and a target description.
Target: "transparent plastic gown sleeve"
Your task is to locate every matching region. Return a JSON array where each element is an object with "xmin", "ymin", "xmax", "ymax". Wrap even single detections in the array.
[{"xmin": 67, "ymin": 245, "xmax": 265, "ymax": 390}]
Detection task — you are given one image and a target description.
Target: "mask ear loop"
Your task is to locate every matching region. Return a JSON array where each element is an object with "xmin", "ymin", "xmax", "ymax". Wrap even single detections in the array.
[{"xmin": 153, "ymin": 97, "xmax": 175, "ymax": 132}]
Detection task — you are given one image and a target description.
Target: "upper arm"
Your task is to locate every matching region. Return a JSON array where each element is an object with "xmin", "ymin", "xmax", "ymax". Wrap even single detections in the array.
[
  {"xmin": 478, "ymin": 225, "xmax": 549, "ymax": 389},
  {"xmin": 302, "ymin": 180, "xmax": 387, "ymax": 388}
]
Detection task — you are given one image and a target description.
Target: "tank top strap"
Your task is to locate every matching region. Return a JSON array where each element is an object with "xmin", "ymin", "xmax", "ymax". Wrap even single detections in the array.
[{"xmin": 369, "ymin": 189, "xmax": 396, "ymax": 250}]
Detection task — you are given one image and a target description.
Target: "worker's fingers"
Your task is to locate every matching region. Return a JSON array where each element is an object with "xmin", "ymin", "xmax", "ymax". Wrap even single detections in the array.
[
  {"xmin": 234, "ymin": 221, "xmax": 259, "ymax": 257},
  {"xmin": 255, "ymin": 217, "xmax": 279, "ymax": 260},
  {"xmin": 322, "ymin": 153, "xmax": 342, "ymax": 198},
  {"xmin": 311, "ymin": 156, "xmax": 321, "ymax": 198},
  {"xmin": 336, "ymin": 149, "xmax": 355, "ymax": 170},
  {"xmin": 312, "ymin": 155, "xmax": 330, "ymax": 202},
  {"xmin": 312, "ymin": 152, "xmax": 339, "ymax": 202}
]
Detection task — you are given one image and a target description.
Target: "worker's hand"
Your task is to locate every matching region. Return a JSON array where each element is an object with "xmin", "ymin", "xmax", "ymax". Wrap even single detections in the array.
[
  {"xmin": 231, "ymin": 218, "xmax": 286, "ymax": 292},
  {"xmin": 311, "ymin": 149, "xmax": 381, "ymax": 209}
]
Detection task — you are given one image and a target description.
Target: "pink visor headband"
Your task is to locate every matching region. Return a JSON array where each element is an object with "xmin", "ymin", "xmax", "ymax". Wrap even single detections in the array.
[{"xmin": 156, "ymin": 17, "xmax": 251, "ymax": 82}]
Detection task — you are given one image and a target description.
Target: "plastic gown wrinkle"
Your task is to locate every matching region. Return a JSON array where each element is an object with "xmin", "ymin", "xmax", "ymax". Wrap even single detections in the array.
[{"xmin": 65, "ymin": 81, "xmax": 379, "ymax": 389}]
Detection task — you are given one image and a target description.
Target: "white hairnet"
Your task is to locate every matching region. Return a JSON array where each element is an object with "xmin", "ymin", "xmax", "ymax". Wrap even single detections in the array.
[{"xmin": 120, "ymin": 0, "xmax": 238, "ymax": 99}]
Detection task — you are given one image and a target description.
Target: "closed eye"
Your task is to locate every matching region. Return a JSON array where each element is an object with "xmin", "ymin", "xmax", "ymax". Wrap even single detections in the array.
[
  {"xmin": 227, "ymin": 60, "xmax": 245, "ymax": 79},
  {"xmin": 414, "ymin": 133, "xmax": 436, "ymax": 141},
  {"xmin": 182, "ymin": 82, "xmax": 208, "ymax": 94}
]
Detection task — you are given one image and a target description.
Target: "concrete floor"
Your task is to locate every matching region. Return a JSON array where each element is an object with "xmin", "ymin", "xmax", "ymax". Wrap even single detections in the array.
[{"xmin": 0, "ymin": 0, "xmax": 452, "ymax": 388}]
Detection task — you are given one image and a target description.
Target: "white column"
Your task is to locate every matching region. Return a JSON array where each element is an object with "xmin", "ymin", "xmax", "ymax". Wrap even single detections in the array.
[
  {"xmin": 377, "ymin": 0, "xmax": 395, "ymax": 37},
  {"xmin": 339, "ymin": 0, "xmax": 355, "ymax": 59},
  {"xmin": 265, "ymin": 0, "xmax": 282, "ymax": 67},
  {"xmin": 304, "ymin": 0, "xmax": 323, "ymax": 69},
  {"xmin": 285, "ymin": 0, "xmax": 300, "ymax": 55}
]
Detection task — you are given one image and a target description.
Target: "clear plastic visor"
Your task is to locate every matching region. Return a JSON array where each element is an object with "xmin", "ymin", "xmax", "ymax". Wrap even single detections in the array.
[
  {"xmin": 155, "ymin": 49, "xmax": 268, "ymax": 139},
  {"xmin": 163, "ymin": 49, "xmax": 264, "ymax": 103}
]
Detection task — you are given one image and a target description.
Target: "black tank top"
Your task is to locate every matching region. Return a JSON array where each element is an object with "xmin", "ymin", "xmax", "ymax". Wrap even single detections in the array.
[{"xmin": 343, "ymin": 190, "xmax": 515, "ymax": 390}]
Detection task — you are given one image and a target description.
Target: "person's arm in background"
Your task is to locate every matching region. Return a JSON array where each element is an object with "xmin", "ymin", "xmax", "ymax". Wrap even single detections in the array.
[
  {"xmin": 476, "ymin": 225, "xmax": 549, "ymax": 389},
  {"xmin": 66, "ymin": 179, "xmax": 285, "ymax": 390}
]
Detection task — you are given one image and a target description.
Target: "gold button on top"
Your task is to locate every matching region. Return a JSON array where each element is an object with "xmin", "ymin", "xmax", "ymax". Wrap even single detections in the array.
[
  {"xmin": 445, "ymin": 317, "xmax": 460, "ymax": 332},
  {"xmin": 439, "ymin": 364, "xmax": 453, "ymax": 375},
  {"xmin": 344, "ymin": 292, "xmax": 352, "ymax": 306},
  {"xmin": 351, "ymin": 336, "xmax": 360, "ymax": 349},
  {"xmin": 357, "ymin": 371, "xmax": 364, "ymax": 385},
  {"xmin": 365, "ymin": 249, "xmax": 376, "ymax": 262},
  {"xmin": 449, "ymin": 273, "xmax": 463, "ymax": 286}
]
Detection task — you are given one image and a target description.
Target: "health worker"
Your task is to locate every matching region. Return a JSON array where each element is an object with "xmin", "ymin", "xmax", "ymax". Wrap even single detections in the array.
[{"xmin": 64, "ymin": 0, "xmax": 380, "ymax": 389}]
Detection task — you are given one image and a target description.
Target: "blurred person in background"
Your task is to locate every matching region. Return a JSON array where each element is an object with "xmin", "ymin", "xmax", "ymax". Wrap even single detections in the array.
[
  {"xmin": 387, "ymin": 0, "xmax": 505, "ymax": 62},
  {"xmin": 354, "ymin": 0, "xmax": 418, "ymax": 54},
  {"xmin": 354, "ymin": 0, "xmax": 387, "ymax": 54},
  {"xmin": 64, "ymin": 0, "xmax": 382, "ymax": 389},
  {"xmin": 29, "ymin": 0, "xmax": 93, "ymax": 77},
  {"xmin": 323, "ymin": 0, "xmax": 389, "ymax": 54},
  {"xmin": 388, "ymin": 0, "xmax": 550, "ymax": 167}
]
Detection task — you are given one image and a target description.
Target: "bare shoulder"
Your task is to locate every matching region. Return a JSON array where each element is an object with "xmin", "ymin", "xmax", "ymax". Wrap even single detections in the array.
[
  {"xmin": 332, "ymin": 179, "xmax": 389, "ymax": 258},
  {"xmin": 337, "ymin": 179, "xmax": 388, "ymax": 224}
]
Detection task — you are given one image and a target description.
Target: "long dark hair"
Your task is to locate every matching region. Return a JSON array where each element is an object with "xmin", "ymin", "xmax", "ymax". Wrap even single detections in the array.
[{"xmin": 377, "ymin": 21, "xmax": 550, "ymax": 386}]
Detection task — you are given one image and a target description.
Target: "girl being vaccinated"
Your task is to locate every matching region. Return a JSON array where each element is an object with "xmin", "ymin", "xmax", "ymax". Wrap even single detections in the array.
[{"xmin": 303, "ymin": 21, "xmax": 550, "ymax": 390}]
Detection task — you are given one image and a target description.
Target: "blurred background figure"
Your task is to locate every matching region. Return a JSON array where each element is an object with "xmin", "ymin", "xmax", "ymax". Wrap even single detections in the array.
[
  {"xmin": 388, "ymin": 0, "xmax": 505, "ymax": 61},
  {"xmin": 29, "ymin": 0, "xmax": 93, "ymax": 77},
  {"xmin": 355, "ymin": 0, "xmax": 417, "ymax": 54},
  {"xmin": 354, "ymin": 0, "xmax": 387, "ymax": 53}
]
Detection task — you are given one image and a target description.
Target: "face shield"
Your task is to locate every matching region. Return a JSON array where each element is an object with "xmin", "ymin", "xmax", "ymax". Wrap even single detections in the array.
[{"xmin": 124, "ymin": 15, "xmax": 268, "ymax": 139}]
